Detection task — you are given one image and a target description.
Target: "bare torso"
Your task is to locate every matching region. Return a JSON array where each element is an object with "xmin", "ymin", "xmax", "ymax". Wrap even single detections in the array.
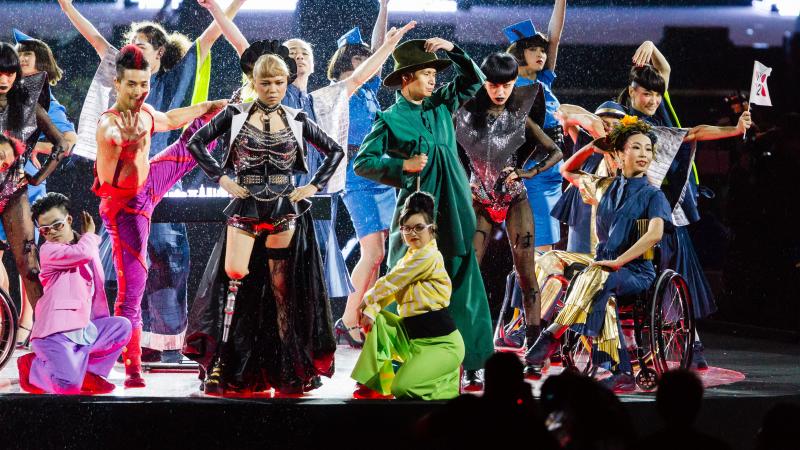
[{"xmin": 95, "ymin": 106, "xmax": 154, "ymax": 192}]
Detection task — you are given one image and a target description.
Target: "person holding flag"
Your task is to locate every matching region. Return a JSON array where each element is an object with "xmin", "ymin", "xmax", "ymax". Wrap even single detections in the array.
[{"xmin": 618, "ymin": 41, "xmax": 753, "ymax": 369}]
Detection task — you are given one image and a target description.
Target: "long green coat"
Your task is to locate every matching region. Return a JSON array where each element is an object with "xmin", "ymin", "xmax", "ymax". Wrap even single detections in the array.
[{"xmin": 354, "ymin": 46, "xmax": 493, "ymax": 370}]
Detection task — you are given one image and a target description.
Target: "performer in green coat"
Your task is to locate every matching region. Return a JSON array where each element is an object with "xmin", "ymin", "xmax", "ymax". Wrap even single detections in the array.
[{"xmin": 354, "ymin": 38, "xmax": 493, "ymax": 388}]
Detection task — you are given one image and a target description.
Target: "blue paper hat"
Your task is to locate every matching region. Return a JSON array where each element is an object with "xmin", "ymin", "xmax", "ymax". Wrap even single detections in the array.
[
  {"xmin": 337, "ymin": 27, "xmax": 365, "ymax": 49},
  {"xmin": 12, "ymin": 28, "xmax": 34, "ymax": 44},
  {"xmin": 503, "ymin": 20, "xmax": 538, "ymax": 44},
  {"xmin": 594, "ymin": 101, "xmax": 626, "ymax": 118}
]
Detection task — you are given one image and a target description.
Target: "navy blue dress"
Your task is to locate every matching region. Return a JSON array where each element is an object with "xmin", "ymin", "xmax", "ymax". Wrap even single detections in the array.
[{"xmin": 574, "ymin": 175, "xmax": 672, "ymax": 371}]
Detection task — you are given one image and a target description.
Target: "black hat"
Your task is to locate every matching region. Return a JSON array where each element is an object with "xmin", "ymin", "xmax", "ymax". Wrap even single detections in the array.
[
  {"xmin": 240, "ymin": 40, "xmax": 297, "ymax": 84},
  {"xmin": 384, "ymin": 39, "xmax": 452, "ymax": 88}
]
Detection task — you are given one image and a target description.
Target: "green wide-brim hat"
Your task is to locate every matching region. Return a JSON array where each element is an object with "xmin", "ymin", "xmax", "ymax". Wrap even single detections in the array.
[{"xmin": 384, "ymin": 39, "xmax": 453, "ymax": 88}]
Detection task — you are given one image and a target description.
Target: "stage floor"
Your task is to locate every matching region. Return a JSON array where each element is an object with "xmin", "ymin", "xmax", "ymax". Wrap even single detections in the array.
[
  {"xmin": 0, "ymin": 331, "xmax": 797, "ymax": 450},
  {"xmin": 0, "ymin": 331, "xmax": 795, "ymax": 401}
]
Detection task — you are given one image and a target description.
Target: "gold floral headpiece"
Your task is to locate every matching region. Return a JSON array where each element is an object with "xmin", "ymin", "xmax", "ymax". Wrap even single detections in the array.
[
  {"xmin": 619, "ymin": 114, "xmax": 639, "ymax": 127},
  {"xmin": 607, "ymin": 116, "xmax": 655, "ymax": 152}
]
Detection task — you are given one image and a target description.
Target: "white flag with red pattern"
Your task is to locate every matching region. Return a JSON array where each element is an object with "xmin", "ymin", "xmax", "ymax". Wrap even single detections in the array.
[{"xmin": 749, "ymin": 60, "xmax": 773, "ymax": 107}]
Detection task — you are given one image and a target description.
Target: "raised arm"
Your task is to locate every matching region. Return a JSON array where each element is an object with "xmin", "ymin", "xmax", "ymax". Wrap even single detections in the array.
[
  {"xmin": 196, "ymin": 0, "xmax": 248, "ymax": 61},
  {"xmin": 150, "ymin": 100, "xmax": 227, "ymax": 133},
  {"xmin": 371, "ymin": 0, "xmax": 390, "ymax": 50},
  {"xmin": 343, "ymin": 21, "xmax": 416, "ymax": 97},
  {"xmin": 429, "ymin": 40, "xmax": 486, "ymax": 112},
  {"xmin": 683, "ymin": 110, "xmax": 751, "ymax": 142},
  {"xmin": 197, "ymin": 0, "xmax": 249, "ymax": 57},
  {"xmin": 632, "ymin": 41, "xmax": 671, "ymax": 90},
  {"xmin": 57, "ymin": 0, "xmax": 111, "ymax": 58},
  {"xmin": 560, "ymin": 141, "xmax": 602, "ymax": 187},
  {"xmin": 557, "ymin": 104, "xmax": 606, "ymax": 141},
  {"xmin": 546, "ymin": 0, "xmax": 566, "ymax": 70}
]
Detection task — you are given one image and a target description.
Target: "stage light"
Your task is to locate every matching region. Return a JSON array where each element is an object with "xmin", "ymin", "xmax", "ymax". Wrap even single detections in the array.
[
  {"xmin": 386, "ymin": 0, "xmax": 458, "ymax": 12},
  {"xmin": 133, "ymin": 0, "xmax": 456, "ymax": 12},
  {"xmin": 753, "ymin": 0, "xmax": 800, "ymax": 17},
  {"xmin": 133, "ymin": 0, "xmax": 299, "ymax": 11}
]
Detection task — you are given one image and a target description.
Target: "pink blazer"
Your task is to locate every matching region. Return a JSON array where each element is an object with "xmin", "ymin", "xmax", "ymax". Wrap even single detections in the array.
[{"xmin": 32, "ymin": 233, "xmax": 109, "ymax": 339}]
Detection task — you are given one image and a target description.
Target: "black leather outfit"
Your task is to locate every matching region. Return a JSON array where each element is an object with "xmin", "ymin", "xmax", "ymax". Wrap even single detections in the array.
[{"xmin": 187, "ymin": 102, "xmax": 344, "ymax": 235}]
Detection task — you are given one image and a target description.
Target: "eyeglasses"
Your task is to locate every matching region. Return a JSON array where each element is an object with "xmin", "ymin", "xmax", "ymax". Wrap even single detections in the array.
[
  {"xmin": 37, "ymin": 218, "xmax": 68, "ymax": 235},
  {"xmin": 399, "ymin": 224, "xmax": 433, "ymax": 235}
]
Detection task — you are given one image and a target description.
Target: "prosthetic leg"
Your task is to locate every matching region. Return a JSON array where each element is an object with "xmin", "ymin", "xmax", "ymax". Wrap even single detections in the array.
[{"xmin": 204, "ymin": 279, "xmax": 241, "ymax": 396}]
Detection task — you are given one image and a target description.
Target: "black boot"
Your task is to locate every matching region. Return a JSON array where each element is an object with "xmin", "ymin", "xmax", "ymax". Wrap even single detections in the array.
[
  {"xmin": 524, "ymin": 330, "xmax": 560, "ymax": 379},
  {"xmin": 523, "ymin": 325, "xmax": 543, "ymax": 379},
  {"xmin": 203, "ymin": 359, "xmax": 225, "ymax": 396}
]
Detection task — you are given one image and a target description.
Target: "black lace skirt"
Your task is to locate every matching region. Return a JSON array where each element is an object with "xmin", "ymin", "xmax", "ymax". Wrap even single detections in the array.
[{"xmin": 183, "ymin": 212, "xmax": 336, "ymax": 393}]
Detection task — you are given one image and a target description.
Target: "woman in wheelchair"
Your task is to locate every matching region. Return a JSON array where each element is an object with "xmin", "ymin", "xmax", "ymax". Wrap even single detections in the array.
[{"xmin": 525, "ymin": 116, "xmax": 672, "ymax": 391}]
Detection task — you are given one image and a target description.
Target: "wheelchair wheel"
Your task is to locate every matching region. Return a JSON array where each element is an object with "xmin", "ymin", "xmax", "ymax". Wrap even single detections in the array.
[
  {"xmin": 650, "ymin": 270, "xmax": 695, "ymax": 374},
  {"xmin": 561, "ymin": 330, "xmax": 596, "ymax": 377},
  {"xmin": 0, "ymin": 287, "xmax": 18, "ymax": 371}
]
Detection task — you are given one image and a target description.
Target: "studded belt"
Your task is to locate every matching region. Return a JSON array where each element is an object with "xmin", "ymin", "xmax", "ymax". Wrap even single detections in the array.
[{"xmin": 237, "ymin": 174, "xmax": 291, "ymax": 186}]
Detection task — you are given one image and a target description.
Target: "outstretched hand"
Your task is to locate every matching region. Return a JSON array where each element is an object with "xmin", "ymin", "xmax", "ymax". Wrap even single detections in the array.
[
  {"xmin": 115, "ymin": 110, "xmax": 147, "ymax": 146},
  {"xmin": 385, "ymin": 21, "xmax": 416, "ymax": 47},
  {"xmin": 632, "ymin": 41, "xmax": 655, "ymax": 67},
  {"xmin": 424, "ymin": 37, "xmax": 454, "ymax": 53},
  {"xmin": 201, "ymin": 99, "xmax": 228, "ymax": 121}
]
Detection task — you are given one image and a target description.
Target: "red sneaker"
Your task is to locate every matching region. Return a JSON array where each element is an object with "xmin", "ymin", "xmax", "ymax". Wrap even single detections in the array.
[
  {"xmin": 123, "ymin": 327, "xmax": 146, "ymax": 388},
  {"xmin": 81, "ymin": 372, "xmax": 116, "ymax": 394},
  {"xmin": 17, "ymin": 353, "xmax": 45, "ymax": 394}
]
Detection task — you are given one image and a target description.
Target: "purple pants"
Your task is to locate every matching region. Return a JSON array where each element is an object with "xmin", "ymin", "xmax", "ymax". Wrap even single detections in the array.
[
  {"xmin": 29, "ymin": 316, "xmax": 132, "ymax": 394},
  {"xmin": 96, "ymin": 127, "xmax": 201, "ymax": 329}
]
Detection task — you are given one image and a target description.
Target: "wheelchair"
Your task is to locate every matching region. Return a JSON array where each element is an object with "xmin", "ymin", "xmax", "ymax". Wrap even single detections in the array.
[
  {"xmin": 558, "ymin": 251, "xmax": 695, "ymax": 390},
  {"xmin": 0, "ymin": 287, "xmax": 18, "ymax": 371},
  {"xmin": 493, "ymin": 262, "xmax": 583, "ymax": 350},
  {"xmin": 493, "ymin": 244, "xmax": 695, "ymax": 391}
]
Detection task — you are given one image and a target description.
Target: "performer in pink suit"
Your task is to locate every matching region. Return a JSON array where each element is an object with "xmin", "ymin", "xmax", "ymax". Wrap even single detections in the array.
[
  {"xmin": 17, "ymin": 193, "xmax": 131, "ymax": 394},
  {"xmin": 93, "ymin": 45, "xmax": 225, "ymax": 387}
]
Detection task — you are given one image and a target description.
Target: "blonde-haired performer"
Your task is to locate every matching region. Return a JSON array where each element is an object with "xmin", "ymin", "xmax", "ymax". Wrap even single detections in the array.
[
  {"xmin": 185, "ymin": 49, "xmax": 345, "ymax": 396},
  {"xmin": 198, "ymin": 0, "xmax": 413, "ymax": 312}
]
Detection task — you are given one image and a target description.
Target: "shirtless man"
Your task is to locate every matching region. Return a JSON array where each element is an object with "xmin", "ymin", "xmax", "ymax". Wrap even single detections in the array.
[{"xmin": 95, "ymin": 45, "xmax": 225, "ymax": 387}]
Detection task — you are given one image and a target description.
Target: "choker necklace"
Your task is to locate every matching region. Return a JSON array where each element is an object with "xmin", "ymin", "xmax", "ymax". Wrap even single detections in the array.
[{"xmin": 255, "ymin": 100, "xmax": 281, "ymax": 114}]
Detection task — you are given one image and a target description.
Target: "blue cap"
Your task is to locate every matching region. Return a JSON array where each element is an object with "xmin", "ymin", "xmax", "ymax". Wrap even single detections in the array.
[
  {"xmin": 12, "ymin": 28, "xmax": 34, "ymax": 44},
  {"xmin": 337, "ymin": 27, "xmax": 365, "ymax": 49},
  {"xmin": 594, "ymin": 101, "xmax": 626, "ymax": 118},
  {"xmin": 503, "ymin": 20, "xmax": 537, "ymax": 44}
]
